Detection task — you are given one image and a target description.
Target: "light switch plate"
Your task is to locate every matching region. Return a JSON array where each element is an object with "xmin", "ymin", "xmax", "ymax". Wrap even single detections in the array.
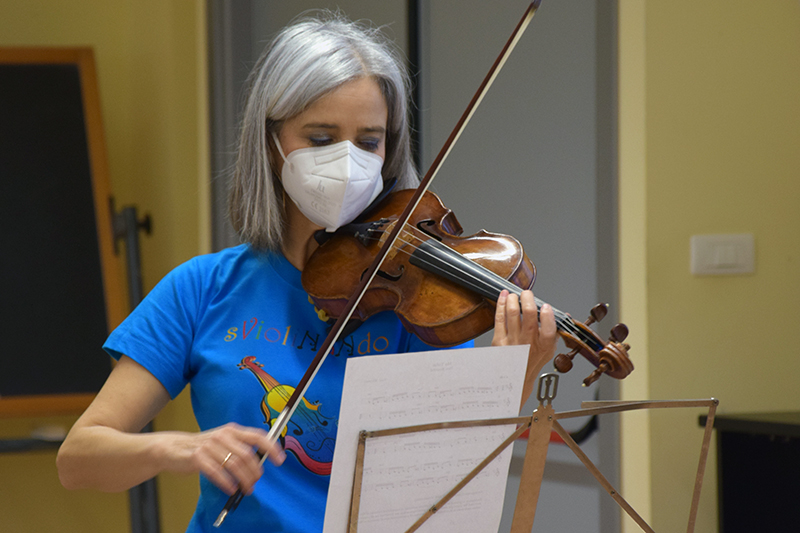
[{"xmin": 690, "ymin": 233, "xmax": 755, "ymax": 275}]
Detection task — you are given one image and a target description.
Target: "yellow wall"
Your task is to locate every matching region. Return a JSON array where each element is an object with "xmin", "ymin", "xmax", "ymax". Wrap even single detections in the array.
[
  {"xmin": 619, "ymin": 1, "xmax": 800, "ymax": 531},
  {"xmin": 0, "ymin": 1, "xmax": 208, "ymax": 531}
]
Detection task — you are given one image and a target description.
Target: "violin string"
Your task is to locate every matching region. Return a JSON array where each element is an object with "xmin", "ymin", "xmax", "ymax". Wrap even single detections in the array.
[
  {"xmin": 399, "ymin": 240, "xmax": 591, "ymax": 345},
  {"xmin": 388, "ymin": 224, "xmax": 583, "ymax": 337},
  {"xmin": 347, "ymin": 221, "xmax": 595, "ymax": 346}
]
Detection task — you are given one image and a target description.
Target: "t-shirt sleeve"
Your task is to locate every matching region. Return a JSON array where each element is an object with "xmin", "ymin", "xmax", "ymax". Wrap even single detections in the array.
[{"xmin": 103, "ymin": 259, "xmax": 203, "ymax": 399}]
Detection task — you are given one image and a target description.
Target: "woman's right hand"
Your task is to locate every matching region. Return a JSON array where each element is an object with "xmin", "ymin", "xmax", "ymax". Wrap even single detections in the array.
[
  {"xmin": 167, "ymin": 422, "xmax": 285, "ymax": 495},
  {"xmin": 57, "ymin": 356, "xmax": 284, "ymax": 495}
]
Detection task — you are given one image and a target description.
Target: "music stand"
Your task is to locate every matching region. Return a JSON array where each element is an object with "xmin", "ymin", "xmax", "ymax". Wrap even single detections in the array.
[{"xmin": 347, "ymin": 374, "xmax": 718, "ymax": 533}]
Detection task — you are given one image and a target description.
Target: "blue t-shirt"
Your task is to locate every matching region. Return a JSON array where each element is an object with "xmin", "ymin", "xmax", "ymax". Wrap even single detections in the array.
[{"xmin": 104, "ymin": 244, "xmax": 471, "ymax": 532}]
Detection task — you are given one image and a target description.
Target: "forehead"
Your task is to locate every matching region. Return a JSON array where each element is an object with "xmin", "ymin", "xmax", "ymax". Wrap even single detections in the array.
[{"xmin": 289, "ymin": 77, "xmax": 388, "ymax": 129}]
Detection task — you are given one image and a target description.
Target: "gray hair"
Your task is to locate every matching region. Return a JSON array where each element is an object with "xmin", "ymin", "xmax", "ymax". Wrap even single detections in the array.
[{"xmin": 229, "ymin": 13, "xmax": 418, "ymax": 250}]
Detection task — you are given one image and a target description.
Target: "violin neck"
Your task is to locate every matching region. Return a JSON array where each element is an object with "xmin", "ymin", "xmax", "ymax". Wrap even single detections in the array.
[
  {"xmin": 408, "ymin": 238, "xmax": 605, "ymax": 352},
  {"xmin": 409, "ymin": 238, "xmax": 566, "ymax": 324}
]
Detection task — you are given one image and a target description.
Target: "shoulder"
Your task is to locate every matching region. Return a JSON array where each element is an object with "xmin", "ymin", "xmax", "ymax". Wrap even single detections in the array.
[
  {"xmin": 164, "ymin": 244, "xmax": 264, "ymax": 287},
  {"xmin": 141, "ymin": 244, "xmax": 273, "ymax": 315},
  {"xmin": 177, "ymin": 243, "xmax": 254, "ymax": 273}
]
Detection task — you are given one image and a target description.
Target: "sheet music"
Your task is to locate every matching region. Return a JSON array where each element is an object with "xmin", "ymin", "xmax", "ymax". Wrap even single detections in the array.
[{"xmin": 323, "ymin": 344, "xmax": 529, "ymax": 533}]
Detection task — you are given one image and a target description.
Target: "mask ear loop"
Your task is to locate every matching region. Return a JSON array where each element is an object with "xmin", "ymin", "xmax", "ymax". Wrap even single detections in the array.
[
  {"xmin": 268, "ymin": 131, "xmax": 288, "ymax": 213},
  {"xmin": 271, "ymin": 132, "xmax": 290, "ymax": 165}
]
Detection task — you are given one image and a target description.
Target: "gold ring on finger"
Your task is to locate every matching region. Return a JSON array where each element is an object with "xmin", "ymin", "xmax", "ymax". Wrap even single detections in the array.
[{"xmin": 221, "ymin": 452, "xmax": 232, "ymax": 468}]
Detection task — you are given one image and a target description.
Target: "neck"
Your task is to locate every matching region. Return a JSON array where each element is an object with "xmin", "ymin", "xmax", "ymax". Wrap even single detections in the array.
[{"xmin": 281, "ymin": 201, "xmax": 321, "ymax": 271}]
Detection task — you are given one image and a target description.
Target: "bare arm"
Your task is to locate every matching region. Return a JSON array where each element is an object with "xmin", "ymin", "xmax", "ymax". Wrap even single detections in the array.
[
  {"xmin": 56, "ymin": 356, "xmax": 284, "ymax": 495},
  {"xmin": 491, "ymin": 290, "xmax": 558, "ymax": 409}
]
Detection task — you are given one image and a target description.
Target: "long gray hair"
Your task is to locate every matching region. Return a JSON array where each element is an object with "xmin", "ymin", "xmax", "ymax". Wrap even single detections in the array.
[{"xmin": 229, "ymin": 13, "xmax": 417, "ymax": 250}]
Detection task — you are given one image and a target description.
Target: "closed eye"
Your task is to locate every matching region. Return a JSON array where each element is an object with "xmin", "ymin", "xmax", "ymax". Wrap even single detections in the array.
[
  {"xmin": 309, "ymin": 135, "xmax": 333, "ymax": 147},
  {"xmin": 358, "ymin": 138, "xmax": 381, "ymax": 152}
]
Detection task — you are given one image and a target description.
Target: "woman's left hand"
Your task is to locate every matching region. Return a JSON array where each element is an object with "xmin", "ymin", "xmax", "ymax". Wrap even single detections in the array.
[{"xmin": 492, "ymin": 289, "xmax": 558, "ymax": 407}]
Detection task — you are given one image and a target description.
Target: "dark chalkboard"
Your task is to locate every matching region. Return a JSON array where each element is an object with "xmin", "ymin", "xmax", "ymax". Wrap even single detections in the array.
[{"xmin": 0, "ymin": 48, "xmax": 126, "ymax": 417}]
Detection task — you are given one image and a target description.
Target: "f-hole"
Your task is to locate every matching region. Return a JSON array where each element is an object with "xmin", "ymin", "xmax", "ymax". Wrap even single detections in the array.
[{"xmin": 416, "ymin": 220, "xmax": 442, "ymax": 241}]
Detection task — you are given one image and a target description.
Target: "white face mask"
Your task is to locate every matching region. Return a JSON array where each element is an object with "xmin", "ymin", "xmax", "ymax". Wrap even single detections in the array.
[{"xmin": 273, "ymin": 134, "xmax": 384, "ymax": 232}]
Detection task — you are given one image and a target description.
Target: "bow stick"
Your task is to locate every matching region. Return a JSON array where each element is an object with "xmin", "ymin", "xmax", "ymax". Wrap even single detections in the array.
[{"xmin": 213, "ymin": 1, "xmax": 542, "ymax": 526}]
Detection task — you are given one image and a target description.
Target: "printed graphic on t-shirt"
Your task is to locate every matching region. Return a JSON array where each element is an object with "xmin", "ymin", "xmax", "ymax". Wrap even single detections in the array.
[
  {"xmin": 238, "ymin": 355, "xmax": 335, "ymax": 475},
  {"xmin": 224, "ymin": 317, "xmax": 392, "ymax": 357}
]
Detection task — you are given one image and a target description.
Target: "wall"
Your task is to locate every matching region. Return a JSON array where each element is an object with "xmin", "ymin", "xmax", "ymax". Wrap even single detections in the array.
[
  {"xmin": 619, "ymin": 1, "xmax": 800, "ymax": 531},
  {"xmin": 0, "ymin": 0, "xmax": 208, "ymax": 531}
]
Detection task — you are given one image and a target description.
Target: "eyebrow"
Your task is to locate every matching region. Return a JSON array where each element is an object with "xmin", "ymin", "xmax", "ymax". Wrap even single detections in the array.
[{"xmin": 302, "ymin": 123, "xmax": 386, "ymax": 134}]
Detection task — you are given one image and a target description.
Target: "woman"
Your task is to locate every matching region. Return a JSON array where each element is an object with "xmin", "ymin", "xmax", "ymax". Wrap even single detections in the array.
[{"xmin": 57, "ymin": 13, "xmax": 557, "ymax": 532}]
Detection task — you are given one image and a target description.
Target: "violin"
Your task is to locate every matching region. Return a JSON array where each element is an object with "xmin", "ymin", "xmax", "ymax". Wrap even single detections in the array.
[{"xmin": 302, "ymin": 188, "xmax": 633, "ymax": 387}]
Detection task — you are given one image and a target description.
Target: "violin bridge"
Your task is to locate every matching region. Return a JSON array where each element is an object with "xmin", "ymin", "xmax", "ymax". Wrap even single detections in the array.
[{"xmin": 377, "ymin": 220, "xmax": 403, "ymax": 261}]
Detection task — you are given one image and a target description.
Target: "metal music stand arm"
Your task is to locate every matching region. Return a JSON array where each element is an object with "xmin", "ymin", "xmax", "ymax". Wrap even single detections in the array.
[
  {"xmin": 507, "ymin": 389, "xmax": 718, "ymax": 533},
  {"xmin": 562, "ymin": 399, "xmax": 718, "ymax": 533}
]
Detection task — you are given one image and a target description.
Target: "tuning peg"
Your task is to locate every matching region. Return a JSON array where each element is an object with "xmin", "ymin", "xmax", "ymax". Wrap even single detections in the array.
[
  {"xmin": 609, "ymin": 323, "xmax": 629, "ymax": 343},
  {"xmin": 554, "ymin": 347, "xmax": 579, "ymax": 373},
  {"xmin": 582, "ymin": 362, "xmax": 609, "ymax": 387},
  {"xmin": 585, "ymin": 303, "xmax": 608, "ymax": 326}
]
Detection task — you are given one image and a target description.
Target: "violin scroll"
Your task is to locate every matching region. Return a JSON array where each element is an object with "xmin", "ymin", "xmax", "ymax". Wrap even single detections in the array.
[{"xmin": 553, "ymin": 304, "xmax": 634, "ymax": 386}]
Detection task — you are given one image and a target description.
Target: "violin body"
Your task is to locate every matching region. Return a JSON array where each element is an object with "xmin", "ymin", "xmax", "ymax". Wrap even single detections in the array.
[
  {"xmin": 302, "ymin": 189, "xmax": 535, "ymax": 347},
  {"xmin": 303, "ymin": 189, "xmax": 633, "ymax": 386}
]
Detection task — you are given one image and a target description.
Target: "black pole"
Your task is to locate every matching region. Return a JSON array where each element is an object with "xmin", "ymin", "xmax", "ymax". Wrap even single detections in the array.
[
  {"xmin": 113, "ymin": 204, "xmax": 159, "ymax": 533},
  {"xmin": 407, "ymin": 0, "xmax": 422, "ymax": 174}
]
